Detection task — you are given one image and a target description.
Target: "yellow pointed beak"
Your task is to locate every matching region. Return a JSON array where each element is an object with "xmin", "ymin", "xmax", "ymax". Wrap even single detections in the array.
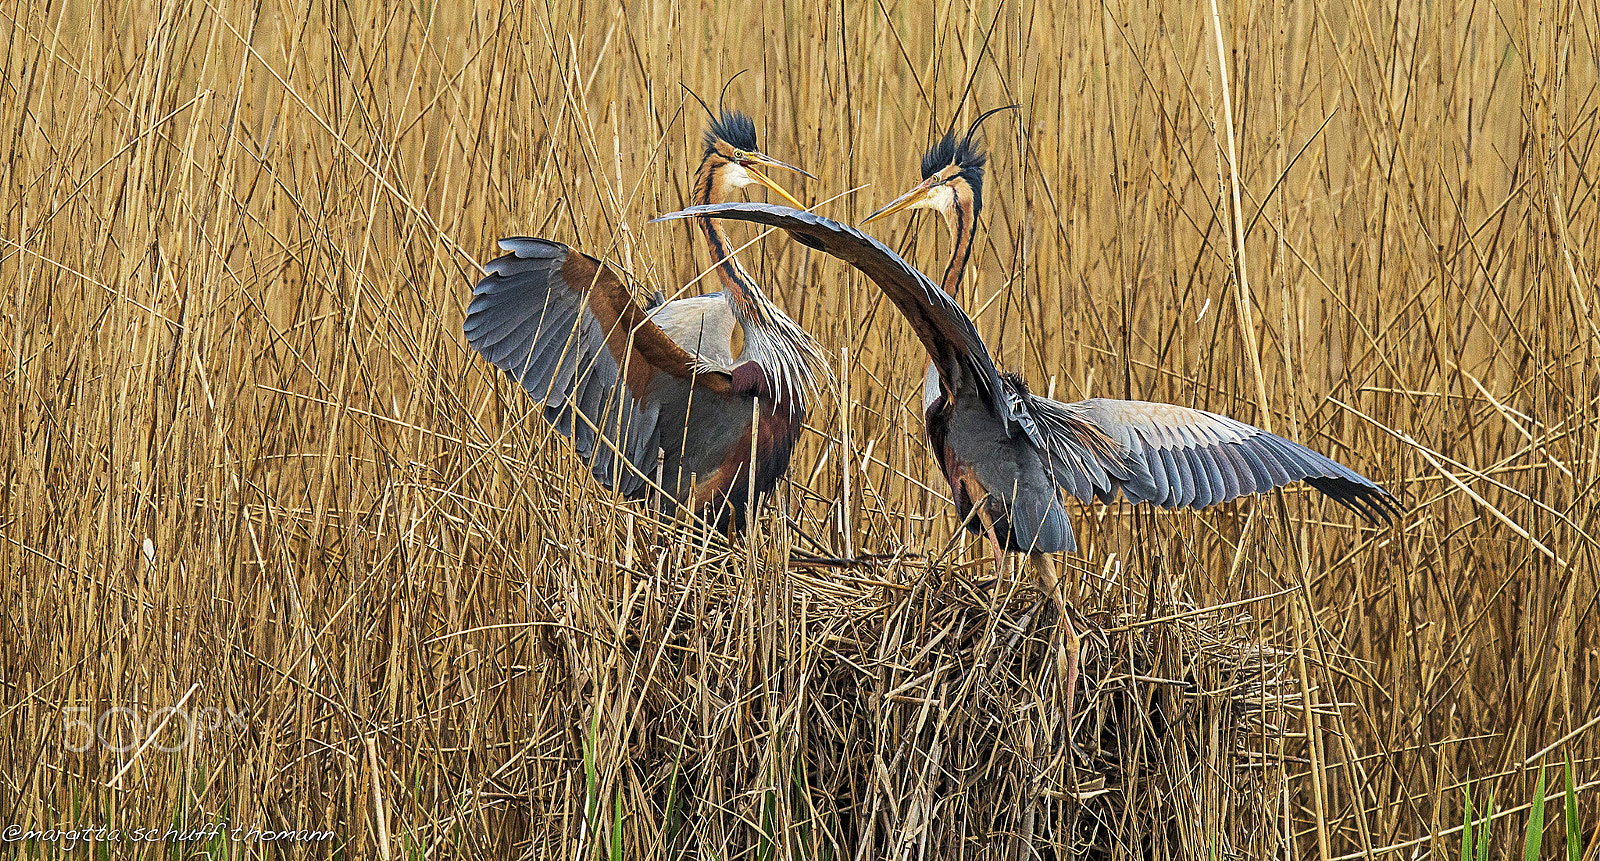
[
  {"xmin": 861, "ymin": 177, "xmax": 940, "ymax": 224},
  {"xmin": 743, "ymin": 153, "xmax": 814, "ymax": 209}
]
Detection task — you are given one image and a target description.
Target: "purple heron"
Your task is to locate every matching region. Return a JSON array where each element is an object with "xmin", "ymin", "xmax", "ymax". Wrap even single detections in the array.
[{"xmin": 464, "ymin": 111, "xmax": 828, "ymax": 532}]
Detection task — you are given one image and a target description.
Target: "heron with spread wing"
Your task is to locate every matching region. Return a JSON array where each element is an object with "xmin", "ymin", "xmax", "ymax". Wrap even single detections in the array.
[
  {"xmin": 464, "ymin": 110, "xmax": 829, "ymax": 532},
  {"xmin": 654, "ymin": 199, "xmax": 1401, "ymax": 735}
]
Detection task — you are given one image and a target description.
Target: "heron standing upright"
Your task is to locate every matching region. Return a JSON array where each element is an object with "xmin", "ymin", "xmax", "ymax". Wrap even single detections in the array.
[
  {"xmin": 655, "ymin": 200, "xmax": 1401, "ymax": 736},
  {"xmin": 464, "ymin": 109, "xmax": 829, "ymax": 532}
]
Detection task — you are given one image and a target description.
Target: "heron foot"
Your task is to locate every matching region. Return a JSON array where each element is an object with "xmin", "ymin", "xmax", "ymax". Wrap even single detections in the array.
[{"xmin": 1049, "ymin": 591, "xmax": 1092, "ymax": 767}]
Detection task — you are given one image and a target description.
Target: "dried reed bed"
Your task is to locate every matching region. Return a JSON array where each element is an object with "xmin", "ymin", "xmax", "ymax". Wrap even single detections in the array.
[{"xmin": 1, "ymin": 0, "xmax": 1597, "ymax": 856}]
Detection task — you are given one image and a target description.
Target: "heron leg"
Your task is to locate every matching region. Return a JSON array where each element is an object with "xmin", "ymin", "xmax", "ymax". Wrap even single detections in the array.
[
  {"xmin": 973, "ymin": 502, "xmax": 1008, "ymax": 584},
  {"xmin": 1030, "ymin": 551, "xmax": 1088, "ymax": 760}
]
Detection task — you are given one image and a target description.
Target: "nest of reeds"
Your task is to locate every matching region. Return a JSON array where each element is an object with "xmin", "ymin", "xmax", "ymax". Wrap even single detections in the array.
[{"xmin": 489, "ymin": 503, "xmax": 1302, "ymax": 860}]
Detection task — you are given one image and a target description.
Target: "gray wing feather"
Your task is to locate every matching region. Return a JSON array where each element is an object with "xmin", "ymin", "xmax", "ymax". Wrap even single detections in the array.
[
  {"xmin": 1155, "ymin": 447, "xmax": 1183, "ymax": 508},
  {"xmin": 1187, "ymin": 446, "xmax": 1218, "ymax": 508},
  {"xmin": 1115, "ymin": 427, "xmax": 1162, "ymax": 503},
  {"xmin": 1208, "ymin": 445, "xmax": 1245, "ymax": 499},
  {"xmin": 1068, "ymin": 399, "xmax": 1401, "ymax": 523},
  {"xmin": 464, "ymin": 237, "xmax": 662, "ymax": 496},
  {"xmin": 1175, "ymin": 443, "xmax": 1200, "ymax": 507},
  {"xmin": 1009, "ymin": 487, "xmax": 1076, "ymax": 554}
]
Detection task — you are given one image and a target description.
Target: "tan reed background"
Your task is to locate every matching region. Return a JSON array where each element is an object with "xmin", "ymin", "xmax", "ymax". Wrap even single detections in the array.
[{"xmin": 2, "ymin": 0, "xmax": 1597, "ymax": 856}]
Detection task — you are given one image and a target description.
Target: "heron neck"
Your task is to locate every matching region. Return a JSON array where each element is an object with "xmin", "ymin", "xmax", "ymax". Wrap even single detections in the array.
[
  {"xmin": 692, "ymin": 156, "xmax": 769, "ymax": 320},
  {"xmin": 938, "ymin": 196, "xmax": 976, "ymax": 297},
  {"xmin": 691, "ymin": 154, "xmax": 822, "ymax": 409},
  {"xmin": 925, "ymin": 194, "xmax": 977, "ymax": 408}
]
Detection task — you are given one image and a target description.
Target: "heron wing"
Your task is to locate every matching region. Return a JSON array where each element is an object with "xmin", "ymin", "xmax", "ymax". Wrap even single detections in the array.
[
  {"xmin": 643, "ymin": 292, "xmax": 737, "ymax": 372},
  {"xmin": 654, "ymin": 203, "xmax": 1013, "ymax": 423},
  {"xmin": 464, "ymin": 237, "xmax": 729, "ymax": 495},
  {"xmin": 1000, "ymin": 381, "xmax": 1138, "ymax": 506},
  {"xmin": 1045, "ymin": 398, "xmax": 1401, "ymax": 524}
]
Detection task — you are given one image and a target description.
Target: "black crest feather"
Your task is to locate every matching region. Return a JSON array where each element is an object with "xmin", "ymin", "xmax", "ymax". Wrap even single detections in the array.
[
  {"xmin": 704, "ymin": 110, "xmax": 758, "ymax": 155},
  {"xmin": 919, "ymin": 132, "xmax": 973, "ymax": 180},
  {"xmin": 919, "ymin": 106, "xmax": 1018, "ymax": 214}
]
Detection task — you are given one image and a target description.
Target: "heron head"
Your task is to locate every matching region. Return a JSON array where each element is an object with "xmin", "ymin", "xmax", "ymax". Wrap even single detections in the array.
[
  {"xmin": 862, "ymin": 105, "xmax": 1017, "ymax": 225},
  {"xmin": 703, "ymin": 110, "xmax": 813, "ymax": 208}
]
